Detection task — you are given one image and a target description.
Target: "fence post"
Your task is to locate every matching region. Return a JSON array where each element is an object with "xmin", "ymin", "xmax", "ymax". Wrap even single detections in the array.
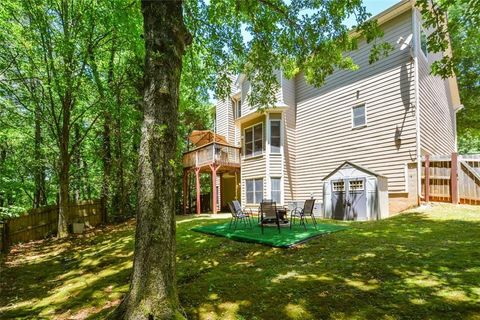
[
  {"xmin": 425, "ymin": 155, "xmax": 430, "ymax": 203},
  {"xmin": 451, "ymin": 152, "xmax": 459, "ymax": 204}
]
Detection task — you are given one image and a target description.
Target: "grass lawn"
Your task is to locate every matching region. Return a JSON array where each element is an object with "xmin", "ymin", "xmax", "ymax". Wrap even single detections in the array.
[{"xmin": 1, "ymin": 204, "xmax": 480, "ymax": 319}]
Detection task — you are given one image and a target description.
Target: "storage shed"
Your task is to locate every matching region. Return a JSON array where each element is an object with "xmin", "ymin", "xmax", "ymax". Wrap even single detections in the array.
[{"xmin": 322, "ymin": 161, "xmax": 389, "ymax": 221}]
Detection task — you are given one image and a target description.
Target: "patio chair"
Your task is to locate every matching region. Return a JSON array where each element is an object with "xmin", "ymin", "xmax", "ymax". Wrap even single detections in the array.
[
  {"xmin": 290, "ymin": 199, "xmax": 317, "ymax": 230},
  {"xmin": 228, "ymin": 201, "xmax": 252, "ymax": 230},
  {"xmin": 260, "ymin": 200, "xmax": 281, "ymax": 234}
]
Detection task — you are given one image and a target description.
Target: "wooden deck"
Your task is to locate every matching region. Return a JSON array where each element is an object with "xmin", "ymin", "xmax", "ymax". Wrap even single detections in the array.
[
  {"xmin": 182, "ymin": 142, "xmax": 241, "ymax": 214},
  {"xmin": 183, "ymin": 142, "xmax": 241, "ymax": 171}
]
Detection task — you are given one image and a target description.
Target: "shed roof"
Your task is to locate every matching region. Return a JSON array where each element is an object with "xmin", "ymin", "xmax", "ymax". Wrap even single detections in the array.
[{"xmin": 322, "ymin": 161, "xmax": 387, "ymax": 181}]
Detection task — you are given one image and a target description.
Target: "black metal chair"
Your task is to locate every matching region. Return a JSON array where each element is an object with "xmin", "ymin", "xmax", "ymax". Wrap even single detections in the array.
[
  {"xmin": 290, "ymin": 199, "xmax": 317, "ymax": 230},
  {"xmin": 228, "ymin": 201, "xmax": 252, "ymax": 230},
  {"xmin": 260, "ymin": 200, "xmax": 281, "ymax": 234}
]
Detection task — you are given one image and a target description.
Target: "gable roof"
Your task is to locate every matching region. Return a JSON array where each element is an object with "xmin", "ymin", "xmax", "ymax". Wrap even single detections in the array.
[{"xmin": 322, "ymin": 161, "xmax": 387, "ymax": 181}]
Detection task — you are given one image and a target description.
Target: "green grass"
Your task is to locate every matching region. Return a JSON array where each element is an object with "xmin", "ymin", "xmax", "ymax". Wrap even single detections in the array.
[
  {"xmin": 192, "ymin": 221, "xmax": 349, "ymax": 247},
  {"xmin": 1, "ymin": 204, "xmax": 480, "ymax": 319}
]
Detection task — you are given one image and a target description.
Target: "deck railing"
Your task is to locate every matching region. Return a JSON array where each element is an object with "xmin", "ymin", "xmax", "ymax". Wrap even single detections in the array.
[{"xmin": 183, "ymin": 142, "xmax": 241, "ymax": 168}]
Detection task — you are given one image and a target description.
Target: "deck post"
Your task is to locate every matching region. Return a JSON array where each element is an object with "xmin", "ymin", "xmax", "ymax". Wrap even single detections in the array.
[
  {"xmin": 182, "ymin": 169, "xmax": 188, "ymax": 215},
  {"xmin": 424, "ymin": 155, "xmax": 430, "ymax": 202},
  {"xmin": 451, "ymin": 152, "xmax": 459, "ymax": 204},
  {"xmin": 209, "ymin": 164, "xmax": 219, "ymax": 214},
  {"xmin": 195, "ymin": 167, "xmax": 201, "ymax": 214},
  {"xmin": 219, "ymin": 173, "xmax": 223, "ymax": 211}
]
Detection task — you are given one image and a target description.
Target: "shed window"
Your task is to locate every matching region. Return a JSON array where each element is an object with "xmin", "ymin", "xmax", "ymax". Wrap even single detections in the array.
[
  {"xmin": 270, "ymin": 120, "xmax": 281, "ymax": 153},
  {"xmin": 349, "ymin": 180, "xmax": 364, "ymax": 191},
  {"xmin": 270, "ymin": 177, "xmax": 281, "ymax": 204},
  {"xmin": 332, "ymin": 181, "xmax": 345, "ymax": 192},
  {"xmin": 352, "ymin": 104, "xmax": 366, "ymax": 128},
  {"xmin": 244, "ymin": 123, "xmax": 263, "ymax": 157},
  {"xmin": 246, "ymin": 178, "xmax": 263, "ymax": 204}
]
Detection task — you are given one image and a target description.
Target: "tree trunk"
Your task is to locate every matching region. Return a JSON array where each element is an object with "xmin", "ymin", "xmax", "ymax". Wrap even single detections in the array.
[
  {"xmin": 33, "ymin": 103, "xmax": 46, "ymax": 208},
  {"xmin": 113, "ymin": 93, "xmax": 127, "ymax": 219},
  {"xmin": 113, "ymin": 1, "xmax": 191, "ymax": 319},
  {"xmin": 73, "ymin": 124, "xmax": 82, "ymax": 202},
  {"xmin": 101, "ymin": 113, "xmax": 112, "ymax": 215},
  {"xmin": 57, "ymin": 97, "xmax": 71, "ymax": 239}
]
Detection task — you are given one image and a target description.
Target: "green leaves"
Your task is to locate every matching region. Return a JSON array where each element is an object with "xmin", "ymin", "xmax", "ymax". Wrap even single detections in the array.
[{"xmin": 184, "ymin": 0, "xmax": 390, "ymax": 108}]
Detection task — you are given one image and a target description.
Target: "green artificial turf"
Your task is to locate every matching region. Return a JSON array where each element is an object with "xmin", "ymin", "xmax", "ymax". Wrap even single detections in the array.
[{"xmin": 191, "ymin": 221, "xmax": 349, "ymax": 247}]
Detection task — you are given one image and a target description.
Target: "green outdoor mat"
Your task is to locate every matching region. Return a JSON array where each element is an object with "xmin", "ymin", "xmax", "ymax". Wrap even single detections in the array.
[{"xmin": 191, "ymin": 221, "xmax": 349, "ymax": 248}]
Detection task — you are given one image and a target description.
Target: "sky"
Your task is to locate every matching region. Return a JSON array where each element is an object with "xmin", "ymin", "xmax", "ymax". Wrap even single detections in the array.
[
  {"xmin": 241, "ymin": 0, "xmax": 402, "ymax": 42},
  {"xmin": 344, "ymin": 0, "xmax": 401, "ymax": 27}
]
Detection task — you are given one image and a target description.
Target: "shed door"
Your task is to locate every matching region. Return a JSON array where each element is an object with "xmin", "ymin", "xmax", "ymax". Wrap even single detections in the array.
[
  {"xmin": 331, "ymin": 180, "xmax": 346, "ymax": 219},
  {"xmin": 347, "ymin": 178, "xmax": 367, "ymax": 220}
]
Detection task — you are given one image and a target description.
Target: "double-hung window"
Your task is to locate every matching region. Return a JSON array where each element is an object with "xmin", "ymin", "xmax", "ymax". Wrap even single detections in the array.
[
  {"xmin": 244, "ymin": 123, "xmax": 263, "ymax": 157},
  {"xmin": 233, "ymin": 99, "xmax": 242, "ymax": 119},
  {"xmin": 270, "ymin": 120, "xmax": 281, "ymax": 153},
  {"xmin": 352, "ymin": 104, "xmax": 367, "ymax": 128},
  {"xmin": 246, "ymin": 178, "xmax": 263, "ymax": 204},
  {"xmin": 270, "ymin": 177, "xmax": 281, "ymax": 204}
]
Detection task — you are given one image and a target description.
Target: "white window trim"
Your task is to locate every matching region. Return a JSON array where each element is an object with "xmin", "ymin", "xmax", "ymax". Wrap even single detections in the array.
[
  {"xmin": 245, "ymin": 177, "xmax": 264, "ymax": 205},
  {"xmin": 419, "ymin": 26, "xmax": 428, "ymax": 60},
  {"xmin": 351, "ymin": 102, "xmax": 368, "ymax": 129},
  {"xmin": 234, "ymin": 98, "xmax": 242, "ymax": 119},
  {"xmin": 243, "ymin": 122, "xmax": 264, "ymax": 159},
  {"xmin": 269, "ymin": 119, "xmax": 282, "ymax": 154}
]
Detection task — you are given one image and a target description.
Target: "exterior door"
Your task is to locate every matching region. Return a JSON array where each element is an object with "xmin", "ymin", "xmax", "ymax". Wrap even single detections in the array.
[
  {"xmin": 346, "ymin": 178, "xmax": 367, "ymax": 220},
  {"xmin": 331, "ymin": 180, "xmax": 346, "ymax": 219}
]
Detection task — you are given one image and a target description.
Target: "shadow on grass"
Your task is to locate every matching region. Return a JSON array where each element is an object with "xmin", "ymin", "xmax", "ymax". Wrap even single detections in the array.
[{"xmin": 1, "ymin": 211, "xmax": 480, "ymax": 319}]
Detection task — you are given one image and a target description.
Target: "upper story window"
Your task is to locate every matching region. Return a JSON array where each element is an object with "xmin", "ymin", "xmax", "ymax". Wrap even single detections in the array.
[
  {"xmin": 420, "ymin": 28, "xmax": 428, "ymax": 58},
  {"xmin": 352, "ymin": 104, "xmax": 367, "ymax": 128},
  {"xmin": 270, "ymin": 120, "xmax": 281, "ymax": 153},
  {"xmin": 233, "ymin": 99, "xmax": 241, "ymax": 119},
  {"xmin": 244, "ymin": 123, "xmax": 263, "ymax": 157}
]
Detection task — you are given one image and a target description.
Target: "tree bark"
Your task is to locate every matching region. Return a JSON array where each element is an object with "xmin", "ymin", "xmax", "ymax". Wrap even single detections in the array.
[
  {"xmin": 57, "ymin": 97, "xmax": 71, "ymax": 238},
  {"xmin": 113, "ymin": 0, "xmax": 191, "ymax": 319},
  {"xmin": 73, "ymin": 124, "xmax": 82, "ymax": 202},
  {"xmin": 113, "ymin": 91, "xmax": 127, "ymax": 219},
  {"xmin": 33, "ymin": 103, "xmax": 46, "ymax": 208}
]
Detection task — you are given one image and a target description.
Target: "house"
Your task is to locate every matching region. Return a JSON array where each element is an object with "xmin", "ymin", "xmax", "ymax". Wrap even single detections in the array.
[{"xmin": 182, "ymin": 0, "xmax": 462, "ymax": 216}]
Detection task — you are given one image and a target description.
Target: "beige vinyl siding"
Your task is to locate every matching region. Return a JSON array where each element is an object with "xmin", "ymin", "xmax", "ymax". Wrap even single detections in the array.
[
  {"xmin": 294, "ymin": 10, "xmax": 417, "ymax": 201},
  {"xmin": 215, "ymin": 74, "xmax": 236, "ymax": 142},
  {"xmin": 240, "ymin": 79, "xmax": 250, "ymax": 117},
  {"xmin": 416, "ymin": 12, "xmax": 456, "ymax": 155},
  {"xmin": 215, "ymin": 98, "xmax": 229, "ymax": 140},
  {"xmin": 281, "ymin": 75, "xmax": 296, "ymax": 202}
]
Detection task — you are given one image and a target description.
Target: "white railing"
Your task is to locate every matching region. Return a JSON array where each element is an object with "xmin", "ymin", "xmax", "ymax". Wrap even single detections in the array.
[{"xmin": 183, "ymin": 142, "xmax": 241, "ymax": 168}]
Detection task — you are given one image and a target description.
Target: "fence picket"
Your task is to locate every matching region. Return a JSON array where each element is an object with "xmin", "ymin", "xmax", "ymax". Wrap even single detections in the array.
[{"xmin": 1, "ymin": 199, "xmax": 105, "ymax": 252}]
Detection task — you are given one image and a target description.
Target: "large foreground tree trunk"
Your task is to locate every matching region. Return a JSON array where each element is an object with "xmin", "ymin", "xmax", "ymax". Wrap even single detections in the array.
[{"xmin": 114, "ymin": 1, "xmax": 191, "ymax": 319}]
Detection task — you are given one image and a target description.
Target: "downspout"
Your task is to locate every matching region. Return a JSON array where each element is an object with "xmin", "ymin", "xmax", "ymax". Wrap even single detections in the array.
[{"xmin": 412, "ymin": 8, "xmax": 423, "ymax": 203}]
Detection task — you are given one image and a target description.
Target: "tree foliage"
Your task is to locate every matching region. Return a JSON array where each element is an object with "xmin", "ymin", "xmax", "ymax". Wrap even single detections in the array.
[{"xmin": 417, "ymin": 0, "xmax": 480, "ymax": 152}]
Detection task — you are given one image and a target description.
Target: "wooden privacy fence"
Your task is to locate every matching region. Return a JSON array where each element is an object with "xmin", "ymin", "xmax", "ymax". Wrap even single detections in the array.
[
  {"xmin": 1, "ymin": 199, "xmax": 106, "ymax": 253},
  {"xmin": 422, "ymin": 153, "xmax": 480, "ymax": 205}
]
